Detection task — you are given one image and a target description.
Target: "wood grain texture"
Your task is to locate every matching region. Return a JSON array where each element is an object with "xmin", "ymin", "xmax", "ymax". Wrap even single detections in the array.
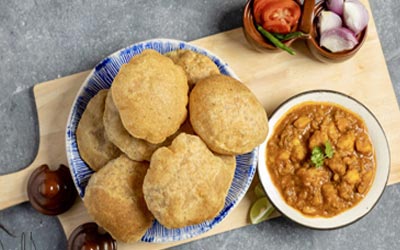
[
  {"xmin": 0, "ymin": 0, "xmax": 398, "ymax": 248},
  {"xmin": 0, "ymin": 72, "xmax": 87, "ymax": 211}
]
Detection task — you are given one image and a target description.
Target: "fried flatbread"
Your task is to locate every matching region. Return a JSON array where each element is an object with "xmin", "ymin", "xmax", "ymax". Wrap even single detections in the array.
[
  {"xmin": 84, "ymin": 154, "xmax": 153, "ymax": 243},
  {"xmin": 103, "ymin": 90, "xmax": 161, "ymax": 161},
  {"xmin": 143, "ymin": 133, "xmax": 236, "ymax": 229},
  {"xmin": 103, "ymin": 90, "xmax": 195, "ymax": 161},
  {"xmin": 76, "ymin": 89, "xmax": 120, "ymax": 171},
  {"xmin": 166, "ymin": 49, "xmax": 220, "ymax": 87},
  {"xmin": 111, "ymin": 49, "xmax": 188, "ymax": 144},
  {"xmin": 189, "ymin": 75, "xmax": 269, "ymax": 155}
]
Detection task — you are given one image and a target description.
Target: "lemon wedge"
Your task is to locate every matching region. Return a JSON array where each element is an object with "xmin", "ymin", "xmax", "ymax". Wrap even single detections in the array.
[{"xmin": 249, "ymin": 197, "xmax": 275, "ymax": 224}]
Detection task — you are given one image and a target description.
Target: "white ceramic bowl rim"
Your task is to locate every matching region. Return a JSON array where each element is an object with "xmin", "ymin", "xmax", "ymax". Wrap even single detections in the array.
[{"xmin": 258, "ymin": 89, "xmax": 391, "ymax": 229}]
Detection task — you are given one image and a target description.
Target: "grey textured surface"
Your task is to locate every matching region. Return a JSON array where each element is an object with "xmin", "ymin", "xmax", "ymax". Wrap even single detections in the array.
[{"xmin": 0, "ymin": 0, "xmax": 399, "ymax": 249}]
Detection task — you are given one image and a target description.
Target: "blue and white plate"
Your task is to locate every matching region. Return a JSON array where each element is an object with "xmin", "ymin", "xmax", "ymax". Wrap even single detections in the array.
[{"xmin": 65, "ymin": 39, "xmax": 257, "ymax": 243}]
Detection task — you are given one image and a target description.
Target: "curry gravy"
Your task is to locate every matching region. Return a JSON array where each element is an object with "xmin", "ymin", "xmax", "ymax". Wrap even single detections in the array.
[{"xmin": 267, "ymin": 102, "xmax": 376, "ymax": 217}]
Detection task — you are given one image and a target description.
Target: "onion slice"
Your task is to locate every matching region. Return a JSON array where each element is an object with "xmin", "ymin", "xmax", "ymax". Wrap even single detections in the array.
[
  {"xmin": 343, "ymin": 0, "xmax": 369, "ymax": 35},
  {"xmin": 318, "ymin": 10, "xmax": 343, "ymax": 34},
  {"xmin": 326, "ymin": 0, "xmax": 344, "ymax": 16},
  {"xmin": 320, "ymin": 27, "xmax": 359, "ymax": 52}
]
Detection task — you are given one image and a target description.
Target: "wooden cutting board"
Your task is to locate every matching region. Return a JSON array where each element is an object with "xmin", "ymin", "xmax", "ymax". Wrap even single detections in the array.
[{"xmin": 0, "ymin": 0, "xmax": 399, "ymax": 249}]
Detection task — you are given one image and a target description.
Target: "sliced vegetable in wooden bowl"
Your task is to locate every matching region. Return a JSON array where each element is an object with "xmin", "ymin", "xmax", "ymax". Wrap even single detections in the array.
[
  {"xmin": 253, "ymin": 0, "xmax": 301, "ymax": 34},
  {"xmin": 242, "ymin": 0, "xmax": 315, "ymax": 54},
  {"xmin": 306, "ymin": 0, "xmax": 369, "ymax": 62}
]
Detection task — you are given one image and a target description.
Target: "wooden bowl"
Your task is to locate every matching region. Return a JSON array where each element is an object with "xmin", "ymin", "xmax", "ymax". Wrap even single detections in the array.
[
  {"xmin": 306, "ymin": 1, "xmax": 368, "ymax": 63},
  {"xmin": 242, "ymin": 0, "xmax": 315, "ymax": 52}
]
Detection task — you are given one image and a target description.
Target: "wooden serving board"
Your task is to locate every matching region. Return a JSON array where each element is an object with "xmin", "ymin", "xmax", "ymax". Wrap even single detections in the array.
[{"xmin": 0, "ymin": 0, "xmax": 399, "ymax": 249}]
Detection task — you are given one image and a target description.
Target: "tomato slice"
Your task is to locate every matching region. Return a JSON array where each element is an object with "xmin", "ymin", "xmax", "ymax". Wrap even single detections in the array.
[
  {"xmin": 255, "ymin": 0, "xmax": 301, "ymax": 34},
  {"xmin": 253, "ymin": 0, "xmax": 277, "ymax": 24}
]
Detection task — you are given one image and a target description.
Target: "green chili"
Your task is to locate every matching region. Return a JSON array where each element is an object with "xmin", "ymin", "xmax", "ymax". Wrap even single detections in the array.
[
  {"xmin": 272, "ymin": 31, "xmax": 306, "ymax": 41},
  {"xmin": 257, "ymin": 25, "xmax": 296, "ymax": 55}
]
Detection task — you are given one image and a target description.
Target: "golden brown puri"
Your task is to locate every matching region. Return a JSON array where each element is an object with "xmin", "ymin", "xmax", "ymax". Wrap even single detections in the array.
[
  {"xmin": 143, "ymin": 133, "xmax": 236, "ymax": 229},
  {"xmin": 189, "ymin": 75, "xmax": 269, "ymax": 155},
  {"xmin": 84, "ymin": 155, "xmax": 153, "ymax": 243},
  {"xmin": 76, "ymin": 89, "xmax": 120, "ymax": 171},
  {"xmin": 165, "ymin": 49, "xmax": 220, "ymax": 87},
  {"xmin": 111, "ymin": 49, "xmax": 189, "ymax": 144},
  {"xmin": 103, "ymin": 90, "xmax": 161, "ymax": 161},
  {"xmin": 103, "ymin": 91, "xmax": 195, "ymax": 161}
]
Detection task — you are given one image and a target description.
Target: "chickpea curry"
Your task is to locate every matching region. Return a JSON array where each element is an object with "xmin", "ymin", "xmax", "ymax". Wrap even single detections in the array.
[{"xmin": 267, "ymin": 102, "xmax": 375, "ymax": 217}]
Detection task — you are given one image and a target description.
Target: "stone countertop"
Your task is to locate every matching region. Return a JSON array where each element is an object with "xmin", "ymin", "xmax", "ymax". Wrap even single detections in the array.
[{"xmin": 0, "ymin": 0, "xmax": 399, "ymax": 249}]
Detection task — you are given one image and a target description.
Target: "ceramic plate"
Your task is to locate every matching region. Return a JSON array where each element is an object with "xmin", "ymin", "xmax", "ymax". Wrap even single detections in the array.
[
  {"xmin": 65, "ymin": 39, "xmax": 257, "ymax": 242},
  {"xmin": 258, "ymin": 90, "xmax": 390, "ymax": 229}
]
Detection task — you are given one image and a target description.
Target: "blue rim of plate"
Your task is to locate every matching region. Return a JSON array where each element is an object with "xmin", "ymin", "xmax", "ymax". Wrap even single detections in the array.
[{"xmin": 65, "ymin": 38, "xmax": 258, "ymax": 243}]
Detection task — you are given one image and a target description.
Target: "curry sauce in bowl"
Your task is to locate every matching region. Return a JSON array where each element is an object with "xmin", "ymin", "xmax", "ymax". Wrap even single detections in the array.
[
  {"xmin": 267, "ymin": 102, "xmax": 375, "ymax": 217},
  {"xmin": 258, "ymin": 90, "xmax": 390, "ymax": 229}
]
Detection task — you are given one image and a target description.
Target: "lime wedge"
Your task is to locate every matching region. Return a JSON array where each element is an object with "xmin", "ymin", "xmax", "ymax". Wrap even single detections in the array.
[
  {"xmin": 254, "ymin": 183, "xmax": 266, "ymax": 198},
  {"xmin": 249, "ymin": 197, "xmax": 275, "ymax": 224}
]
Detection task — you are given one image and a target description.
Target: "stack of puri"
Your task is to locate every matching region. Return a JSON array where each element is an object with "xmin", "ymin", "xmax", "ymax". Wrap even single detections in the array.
[{"xmin": 76, "ymin": 49, "xmax": 269, "ymax": 243}]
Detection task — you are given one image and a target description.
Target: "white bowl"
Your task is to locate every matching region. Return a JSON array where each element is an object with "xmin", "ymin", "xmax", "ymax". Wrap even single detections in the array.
[
  {"xmin": 65, "ymin": 39, "xmax": 258, "ymax": 242},
  {"xmin": 258, "ymin": 90, "xmax": 390, "ymax": 229}
]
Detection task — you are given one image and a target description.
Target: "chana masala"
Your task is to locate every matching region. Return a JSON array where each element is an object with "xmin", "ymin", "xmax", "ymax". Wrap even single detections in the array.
[{"xmin": 267, "ymin": 102, "xmax": 375, "ymax": 217}]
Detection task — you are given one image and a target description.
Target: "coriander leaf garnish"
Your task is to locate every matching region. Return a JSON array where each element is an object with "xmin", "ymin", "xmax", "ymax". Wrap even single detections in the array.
[
  {"xmin": 311, "ymin": 140, "xmax": 335, "ymax": 167},
  {"xmin": 325, "ymin": 140, "xmax": 334, "ymax": 159},
  {"xmin": 311, "ymin": 146, "xmax": 324, "ymax": 168}
]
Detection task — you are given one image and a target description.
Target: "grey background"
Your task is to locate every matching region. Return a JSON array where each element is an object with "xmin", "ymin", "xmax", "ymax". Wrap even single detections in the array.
[{"xmin": 0, "ymin": 0, "xmax": 399, "ymax": 249}]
